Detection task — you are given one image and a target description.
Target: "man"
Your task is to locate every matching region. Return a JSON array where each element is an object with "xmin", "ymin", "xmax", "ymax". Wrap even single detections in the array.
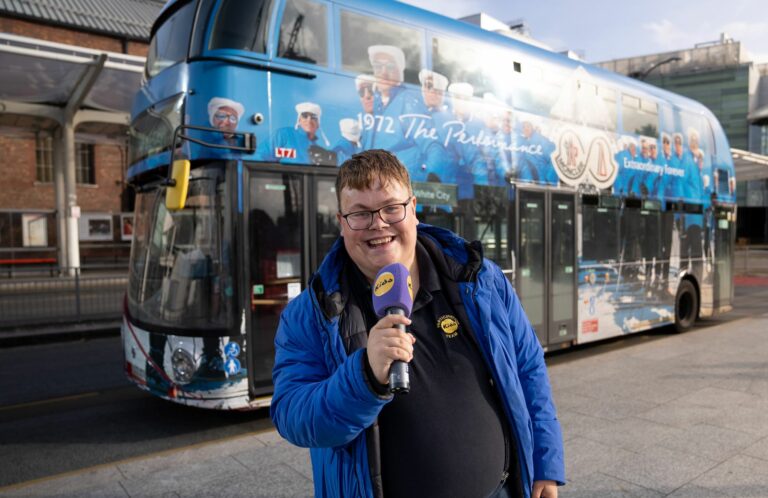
[
  {"xmin": 516, "ymin": 119, "xmax": 558, "ymax": 186},
  {"xmin": 411, "ymin": 68, "xmax": 455, "ymax": 183},
  {"xmin": 271, "ymin": 149, "xmax": 565, "ymax": 498},
  {"xmin": 645, "ymin": 138, "xmax": 666, "ymax": 199},
  {"xmin": 356, "ymin": 73, "xmax": 376, "ymax": 116},
  {"xmin": 333, "ymin": 118, "xmax": 363, "ymax": 164},
  {"xmin": 208, "ymin": 97, "xmax": 244, "ymax": 141},
  {"xmin": 257, "ymin": 102, "xmax": 335, "ymax": 165},
  {"xmin": 687, "ymin": 128, "xmax": 708, "ymax": 202},
  {"xmin": 355, "ymin": 73, "xmax": 376, "ymax": 150},
  {"xmin": 613, "ymin": 137, "xmax": 640, "ymax": 197},
  {"xmin": 446, "ymin": 81, "xmax": 484, "ymax": 239},
  {"xmin": 204, "ymin": 97, "xmax": 245, "ymax": 158},
  {"xmin": 366, "ymin": 45, "xmax": 422, "ymax": 168},
  {"xmin": 478, "ymin": 92, "xmax": 508, "ymax": 187}
]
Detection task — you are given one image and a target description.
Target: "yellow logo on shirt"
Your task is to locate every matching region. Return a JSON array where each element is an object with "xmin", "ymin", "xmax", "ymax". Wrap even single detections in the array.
[
  {"xmin": 437, "ymin": 315, "xmax": 459, "ymax": 338},
  {"xmin": 373, "ymin": 272, "xmax": 394, "ymax": 297}
]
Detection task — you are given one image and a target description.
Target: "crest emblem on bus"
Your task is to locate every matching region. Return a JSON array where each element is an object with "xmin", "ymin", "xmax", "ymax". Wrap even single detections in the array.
[
  {"xmin": 275, "ymin": 147, "xmax": 297, "ymax": 159},
  {"xmin": 552, "ymin": 129, "xmax": 618, "ymax": 190},
  {"xmin": 586, "ymin": 136, "xmax": 618, "ymax": 189},
  {"xmin": 552, "ymin": 130, "xmax": 587, "ymax": 181}
]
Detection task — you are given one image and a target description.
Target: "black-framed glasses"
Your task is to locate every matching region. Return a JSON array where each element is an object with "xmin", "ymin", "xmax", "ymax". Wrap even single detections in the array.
[{"xmin": 341, "ymin": 197, "xmax": 412, "ymax": 230}]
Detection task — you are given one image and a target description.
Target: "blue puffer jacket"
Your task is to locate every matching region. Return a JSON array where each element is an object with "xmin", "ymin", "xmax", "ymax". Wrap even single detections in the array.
[{"xmin": 271, "ymin": 224, "xmax": 565, "ymax": 497}]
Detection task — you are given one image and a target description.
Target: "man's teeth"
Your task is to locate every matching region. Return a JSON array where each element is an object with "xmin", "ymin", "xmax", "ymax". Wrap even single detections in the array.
[{"xmin": 368, "ymin": 237, "xmax": 393, "ymax": 246}]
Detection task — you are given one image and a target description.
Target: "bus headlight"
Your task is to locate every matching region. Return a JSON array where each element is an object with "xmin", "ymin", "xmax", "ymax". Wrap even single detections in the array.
[{"xmin": 171, "ymin": 348, "xmax": 195, "ymax": 384}]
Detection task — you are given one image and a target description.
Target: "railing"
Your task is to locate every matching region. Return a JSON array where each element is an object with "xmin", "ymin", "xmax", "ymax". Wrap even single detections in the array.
[{"xmin": 0, "ymin": 268, "xmax": 127, "ymax": 328}]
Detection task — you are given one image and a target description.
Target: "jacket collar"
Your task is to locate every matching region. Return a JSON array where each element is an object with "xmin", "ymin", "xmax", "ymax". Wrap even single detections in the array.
[{"xmin": 311, "ymin": 224, "xmax": 483, "ymax": 320}]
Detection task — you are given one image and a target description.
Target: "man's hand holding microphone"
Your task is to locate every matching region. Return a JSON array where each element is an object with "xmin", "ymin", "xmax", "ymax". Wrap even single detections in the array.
[{"xmin": 369, "ymin": 263, "xmax": 415, "ymax": 393}]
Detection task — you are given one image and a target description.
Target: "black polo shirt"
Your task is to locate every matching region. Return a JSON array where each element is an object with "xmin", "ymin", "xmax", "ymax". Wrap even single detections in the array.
[{"xmin": 352, "ymin": 242, "xmax": 521, "ymax": 498}]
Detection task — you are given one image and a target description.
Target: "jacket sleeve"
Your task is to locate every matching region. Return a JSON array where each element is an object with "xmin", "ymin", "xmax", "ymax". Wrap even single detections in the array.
[
  {"xmin": 270, "ymin": 296, "xmax": 391, "ymax": 449},
  {"xmin": 497, "ymin": 267, "xmax": 566, "ymax": 485}
]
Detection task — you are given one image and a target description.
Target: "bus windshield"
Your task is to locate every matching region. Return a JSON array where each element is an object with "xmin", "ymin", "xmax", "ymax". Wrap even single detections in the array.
[{"xmin": 128, "ymin": 165, "xmax": 235, "ymax": 333}]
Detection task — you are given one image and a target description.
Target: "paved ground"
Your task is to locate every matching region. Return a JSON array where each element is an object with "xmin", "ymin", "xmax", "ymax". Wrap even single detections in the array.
[{"xmin": 2, "ymin": 296, "xmax": 768, "ymax": 496}]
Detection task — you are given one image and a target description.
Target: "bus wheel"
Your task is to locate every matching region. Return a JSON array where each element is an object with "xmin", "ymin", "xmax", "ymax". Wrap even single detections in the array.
[{"xmin": 674, "ymin": 280, "xmax": 698, "ymax": 333}]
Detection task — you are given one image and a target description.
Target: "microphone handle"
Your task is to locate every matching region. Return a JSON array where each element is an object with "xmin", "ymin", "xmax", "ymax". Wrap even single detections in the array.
[{"xmin": 386, "ymin": 307, "xmax": 410, "ymax": 394}]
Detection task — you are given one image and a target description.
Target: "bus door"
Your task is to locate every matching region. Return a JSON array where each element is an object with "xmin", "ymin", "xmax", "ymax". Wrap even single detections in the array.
[
  {"xmin": 712, "ymin": 206, "xmax": 735, "ymax": 310},
  {"xmin": 243, "ymin": 168, "xmax": 339, "ymax": 395},
  {"xmin": 515, "ymin": 189, "xmax": 577, "ymax": 348},
  {"xmin": 245, "ymin": 170, "xmax": 304, "ymax": 393}
]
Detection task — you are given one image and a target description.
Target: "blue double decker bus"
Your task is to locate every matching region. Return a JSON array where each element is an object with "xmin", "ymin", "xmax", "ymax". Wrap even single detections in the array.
[{"xmin": 123, "ymin": 0, "xmax": 737, "ymax": 409}]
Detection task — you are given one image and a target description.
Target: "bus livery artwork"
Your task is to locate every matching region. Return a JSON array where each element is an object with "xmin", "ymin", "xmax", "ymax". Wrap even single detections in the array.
[{"xmin": 122, "ymin": 0, "xmax": 736, "ymax": 409}]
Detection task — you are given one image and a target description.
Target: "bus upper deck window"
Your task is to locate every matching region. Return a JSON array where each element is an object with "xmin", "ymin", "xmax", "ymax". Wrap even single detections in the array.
[
  {"xmin": 622, "ymin": 94, "xmax": 658, "ymax": 136},
  {"xmin": 209, "ymin": 0, "xmax": 272, "ymax": 53},
  {"xmin": 277, "ymin": 0, "xmax": 328, "ymax": 65},
  {"xmin": 340, "ymin": 10, "xmax": 423, "ymax": 85},
  {"xmin": 146, "ymin": 1, "xmax": 197, "ymax": 78}
]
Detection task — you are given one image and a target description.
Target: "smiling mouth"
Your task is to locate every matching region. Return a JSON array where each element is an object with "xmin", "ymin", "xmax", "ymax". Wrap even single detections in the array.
[{"xmin": 366, "ymin": 236, "xmax": 394, "ymax": 248}]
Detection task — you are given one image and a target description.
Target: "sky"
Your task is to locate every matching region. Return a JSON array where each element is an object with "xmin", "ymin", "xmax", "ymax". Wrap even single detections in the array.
[{"xmin": 400, "ymin": 0, "xmax": 768, "ymax": 64}]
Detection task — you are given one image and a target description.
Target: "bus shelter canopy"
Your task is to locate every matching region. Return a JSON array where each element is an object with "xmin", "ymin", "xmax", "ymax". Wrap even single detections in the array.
[
  {"xmin": 0, "ymin": 33, "xmax": 144, "ymax": 129},
  {"xmin": 732, "ymin": 148, "xmax": 768, "ymax": 182}
]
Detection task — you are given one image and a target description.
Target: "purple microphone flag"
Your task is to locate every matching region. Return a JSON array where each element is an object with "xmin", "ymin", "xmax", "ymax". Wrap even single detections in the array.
[{"xmin": 372, "ymin": 263, "xmax": 414, "ymax": 317}]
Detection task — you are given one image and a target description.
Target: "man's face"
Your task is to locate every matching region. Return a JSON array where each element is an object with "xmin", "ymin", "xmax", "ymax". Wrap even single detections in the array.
[
  {"xmin": 452, "ymin": 96, "xmax": 471, "ymax": 118},
  {"xmin": 371, "ymin": 53, "xmax": 401, "ymax": 92},
  {"xmin": 336, "ymin": 178, "xmax": 418, "ymax": 282},
  {"xmin": 662, "ymin": 138, "xmax": 671, "ymax": 157},
  {"xmin": 212, "ymin": 106, "xmax": 239, "ymax": 134},
  {"xmin": 298, "ymin": 111, "xmax": 319, "ymax": 137},
  {"xmin": 629, "ymin": 143, "xmax": 637, "ymax": 157},
  {"xmin": 522, "ymin": 121, "xmax": 534, "ymax": 139},
  {"xmin": 689, "ymin": 134, "xmax": 699, "ymax": 151},
  {"xmin": 650, "ymin": 142, "xmax": 658, "ymax": 160},
  {"xmin": 421, "ymin": 78, "xmax": 443, "ymax": 108},
  {"xmin": 358, "ymin": 84, "xmax": 374, "ymax": 114},
  {"xmin": 483, "ymin": 107, "xmax": 500, "ymax": 131},
  {"xmin": 674, "ymin": 136, "xmax": 683, "ymax": 156},
  {"xmin": 640, "ymin": 141, "xmax": 649, "ymax": 158},
  {"xmin": 502, "ymin": 112, "xmax": 513, "ymax": 134}
]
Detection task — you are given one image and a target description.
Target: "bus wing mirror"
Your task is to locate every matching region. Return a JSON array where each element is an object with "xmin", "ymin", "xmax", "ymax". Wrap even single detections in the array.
[{"xmin": 166, "ymin": 159, "xmax": 191, "ymax": 211}]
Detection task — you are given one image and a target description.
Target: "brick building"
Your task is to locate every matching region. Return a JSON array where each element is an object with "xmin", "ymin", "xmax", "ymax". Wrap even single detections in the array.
[{"xmin": 0, "ymin": 0, "xmax": 163, "ymax": 269}]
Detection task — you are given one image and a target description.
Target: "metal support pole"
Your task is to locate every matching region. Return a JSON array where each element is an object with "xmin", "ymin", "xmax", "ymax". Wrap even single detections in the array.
[
  {"xmin": 63, "ymin": 121, "xmax": 80, "ymax": 276},
  {"xmin": 61, "ymin": 53, "xmax": 107, "ymax": 277},
  {"xmin": 53, "ymin": 128, "xmax": 67, "ymax": 273}
]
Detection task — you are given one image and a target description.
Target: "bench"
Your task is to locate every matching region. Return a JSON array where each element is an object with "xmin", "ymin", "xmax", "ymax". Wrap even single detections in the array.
[{"xmin": 0, "ymin": 258, "xmax": 58, "ymax": 277}]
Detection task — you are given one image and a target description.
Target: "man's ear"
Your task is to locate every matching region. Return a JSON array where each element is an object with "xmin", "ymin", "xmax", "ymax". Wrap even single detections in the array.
[{"xmin": 336, "ymin": 211, "xmax": 344, "ymax": 231}]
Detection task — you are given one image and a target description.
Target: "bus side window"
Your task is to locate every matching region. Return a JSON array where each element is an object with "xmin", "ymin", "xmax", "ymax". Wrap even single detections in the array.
[
  {"xmin": 277, "ymin": 0, "xmax": 329, "ymax": 66},
  {"xmin": 339, "ymin": 10, "xmax": 423, "ymax": 85},
  {"xmin": 597, "ymin": 86, "xmax": 618, "ymax": 132},
  {"xmin": 582, "ymin": 197, "xmax": 619, "ymax": 262},
  {"xmin": 622, "ymin": 94, "xmax": 658, "ymax": 136}
]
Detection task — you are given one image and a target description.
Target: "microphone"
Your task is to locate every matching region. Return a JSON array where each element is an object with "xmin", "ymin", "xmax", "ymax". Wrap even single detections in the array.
[{"xmin": 371, "ymin": 263, "xmax": 414, "ymax": 394}]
